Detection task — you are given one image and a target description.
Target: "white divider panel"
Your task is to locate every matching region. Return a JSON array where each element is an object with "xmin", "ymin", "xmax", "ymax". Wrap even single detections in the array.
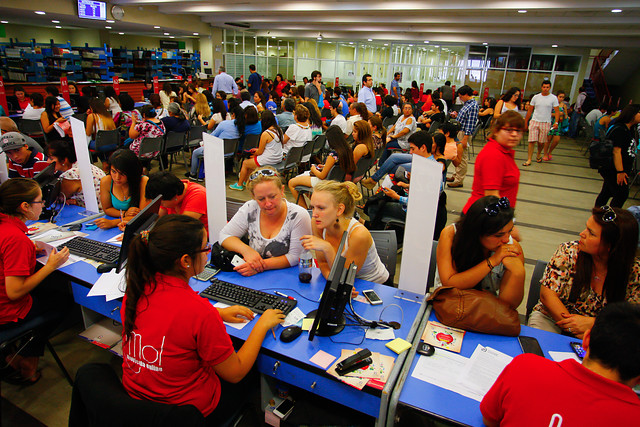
[
  {"xmin": 203, "ymin": 133, "xmax": 227, "ymax": 243},
  {"xmin": 69, "ymin": 117, "xmax": 99, "ymax": 214},
  {"xmin": 397, "ymin": 154, "xmax": 442, "ymax": 295},
  {"xmin": 0, "ymin": 152, "xmax": 8, "ymax": 183}
]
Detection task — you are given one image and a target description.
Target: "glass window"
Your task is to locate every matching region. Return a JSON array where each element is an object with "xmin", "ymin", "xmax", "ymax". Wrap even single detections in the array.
[
  {"xmin": 267, "ymin": 40, "xmax": 279, "ymax": 58},
  {"xmin": 467, "ymin": 45, "xmax": 487, "ymax": 68},
  {"xmin": 338, "ymin": 43, "xmax": 355, "ymax": 61},
  {"xmin": 425, "ymin": 47, "xmax": 439, "ymax": 66},
  {"xmin": 530, "ymin": 55, "xmax": 554, "ymax": 71},
  {"xmin": 257, "ymin": 57, "xmax": 268, "ymax": 79},
  {"xmin": 507, "ymin": 47, "xmax": 531, "ymax": 69},
  {"xmin": 297, "ymin": 59, "xmax": 319, "ymax": 81},
  {"xmin": 503, "ymin": 71, "xmax": 527, "ymax": 95},
  {"xmin": 464, "ymin": 69, "xmax": 483, "ymax": 93},
  {"xmin": 298, "ymin": 41, "xmax": 316, "ymax": 59},
  {"xmin": 320, "ymin": 60, "xmax": 336, "ymax": 85},
  {"xmin": 554, "ymin": 56, "xmax": 581, "ymax": 72},
  {"xmin": 243, "ymin": 35, "xmax": 255, "ymax": 56},
  {"xmin": 319, "ymin": 42, "xmax": 336, "ymax": 60},
  {"xmin": 336, "ymin": 61, "xmax": 357, "ymax": 88},
  {"xmin": 524, "ymin": 71, "xmax": 552, "ymax": 97},
  {"xmin": 224, "ymin": 30, "xmax": 235, "ymax": 54},
  {"xmin": 485, "ymin": 69, "xmax": 505, "ymax": 97},
  {"xmin": 552, "ymin": 75, "xmax": 575, "ymax": 96},
  {"xmin": 487, "ymin": 46, "xmax": 508, "ymax": 68},
  {"xmin": 256, "ymin": 37, "xmax": 268, "ymax": 57}
]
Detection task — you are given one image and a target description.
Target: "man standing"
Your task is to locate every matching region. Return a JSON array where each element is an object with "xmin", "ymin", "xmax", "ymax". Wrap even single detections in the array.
[
  {"xmin": 390, "ymin": 72, "xmax": 401, "ymax": 99},
  {"xmin": 304, "ymin": 71, "xmax": 325, "ymax": 104},
  {"xmin": 447, "ymin": 85, "xmax": 479, "ymax": 188},
  {"xmin": 359, "ymin": 74, "xmax": 376, "ymax": 114},
  {"xmin": 569, "ymin": 86, "xmax": 587, "ymax": 137},
  {"xmin": 438, "ymin": 81, "xmax": 453, "ymax": 110},
  {"xmin": 247, "ymin": 64, "xmax": 261, "ymax": 96},
  {"xmin": 523, "ymin": 81, "xmax": 560, "ymax": 166},
  {"xmin": 212, "ymin": 66, "xmax": 238, "ymax": 97},
  {"xmin": 481, "ymin": 302, "xmax": 640, "ymax": 426}
]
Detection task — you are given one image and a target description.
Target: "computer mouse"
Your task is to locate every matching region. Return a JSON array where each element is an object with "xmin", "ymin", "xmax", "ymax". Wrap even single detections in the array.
[
  {"xmin": 280, "ymin": 326, "xmax": 302, "ymax": 343},
  {"xmin": 68, "ymin": 224, "xmax": 82, "ymax": 231},
  {"xmin": 97, "ymin": 263, "xmax": 116, "ymax": 274}
]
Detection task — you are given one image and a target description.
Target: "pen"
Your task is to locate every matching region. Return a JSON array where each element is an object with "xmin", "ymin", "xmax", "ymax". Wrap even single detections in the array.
[
  {"xmin": 120, "ymin": 209, "xmax": 124, "ymax": 224},
  {"xmin": 275, "ymin": 291, "xmax": 295, "ymax": 300},
  {"xmin": 272, "ymin": 327, "xmax": 276, "ymax": 340}
]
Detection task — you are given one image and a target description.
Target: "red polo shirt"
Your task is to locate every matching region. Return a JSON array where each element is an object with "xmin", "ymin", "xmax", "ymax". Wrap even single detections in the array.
[
  {"xmin": 122, "ymin": 272, "xmax": 234, "ymax": 416},
  {"xmin": 165, "ymin": 181, "xmax": 208, "ymax": 234},
  {"xmin": 463, "ymin": 138, "xmax": 520, "ymax": 214}
]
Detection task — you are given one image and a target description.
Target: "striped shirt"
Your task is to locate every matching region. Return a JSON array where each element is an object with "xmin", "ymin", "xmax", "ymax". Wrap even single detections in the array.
[
  {"xmin": 57, "ymin": 96, "xmax": 74, "ymax": 119},
  {"xmin": 8, "ymin": 151, "xmax": 50, "ymax": 178}
]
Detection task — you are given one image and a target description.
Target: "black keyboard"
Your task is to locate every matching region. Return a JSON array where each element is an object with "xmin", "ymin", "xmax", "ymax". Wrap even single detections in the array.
[
  {"xmin": 57, "ymin": 237, "xmax": 120, "ymax": 264},
  {"xmin": 200, "ymin": 278, "xmax": 297, "ymax": 315}
]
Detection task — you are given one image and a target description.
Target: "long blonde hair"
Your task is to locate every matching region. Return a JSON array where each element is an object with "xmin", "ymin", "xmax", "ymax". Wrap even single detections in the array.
[
  {"xmin": 314, "ymin": 180, "xmax": 362, "ymax": 217},
  {"xmin": 194, "ymin": 93, "xmax": 211, "ymax": 117}
]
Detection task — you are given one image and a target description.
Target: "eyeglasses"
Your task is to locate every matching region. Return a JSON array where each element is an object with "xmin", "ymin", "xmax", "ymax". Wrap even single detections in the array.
[
  {"xmin": 484, "ymin": 197, "xmax": 511, "ymax": 216},
  {"xmin": 29, "ymin": 200, "xmax": 46, "ymax": 205},
  {"xmin": 600, "ymin": 205, "xmax": 616, "ymax": 223},
  {"xmin": 501, "ymin": 128, "xmax": 524, "ymax": 134},
  {"xmin": 249, "ymin": 168, "xmax": 278, "ymax": 181},
  {"xmin": 195, "ymin": 242, "xmax": 213, "ymax": 254}
]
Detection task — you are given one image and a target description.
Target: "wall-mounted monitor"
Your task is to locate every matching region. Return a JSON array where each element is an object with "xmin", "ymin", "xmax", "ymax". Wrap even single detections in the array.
[{"xmin": 78, "ymin": 0, "xmax": 106, "ymax": 21}]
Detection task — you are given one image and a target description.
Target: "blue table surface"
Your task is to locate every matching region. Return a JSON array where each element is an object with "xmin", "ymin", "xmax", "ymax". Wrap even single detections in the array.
[{"xmin": 398, "ymin": 311, "xmax": 578, "ymax": 426}]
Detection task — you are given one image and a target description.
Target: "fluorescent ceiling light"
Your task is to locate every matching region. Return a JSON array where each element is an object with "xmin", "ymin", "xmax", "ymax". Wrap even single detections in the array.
[
  {"xmin": 367, "ymin": 38, "xmax": 372, "ymax": 41},
  {"xmin": 164, "ymin": 32, "xmax": 170, "ymax": 35},
  {"xmin": 35, "ymin": 11, "xmax": 46, "ymax": 15},
  {"xmin": 1, "ymin": 21, "xmax": 8, "ymax": 24},
  {"xmin": 552, "ymin": 44, "xmax": 558, "ymax": 47},
  {"xmin": 106, "ymin": 20, "xmax": 115, "ymax": 23},
  {"xmin": 193, "ymin": 32, "xmax": 199, "ymax": 35},
  {"xmin": 119, "ymin": 32, "xmax": 124, "ymax": 35},
  {"xmin": 424, "ymin": 40, "xmax": 429, "ymax": 43},
  {"xmin": 105, "ymin": 26, "xmax": 112, "ymax": 29},
  {"xmin": 169, "ymin": 36, "xmax": 175, "ymax": 39},
  {"xmin": 611, "ymin": 9, "xmax": 622, "ymax": 13},
  {"xmin": 55, "ymin": 26, "xmax": 62, "ymax": 29},
  {"xmin": 154, "ymin": 26, "xmax": 161, "ymax": 29},
  {"xmin": 518, "ymin": 10, "xmax": 527, "ymax": 13},
  {"xmin": 51, "ymin": 20, "xmax": 60, "ymax": 23}
]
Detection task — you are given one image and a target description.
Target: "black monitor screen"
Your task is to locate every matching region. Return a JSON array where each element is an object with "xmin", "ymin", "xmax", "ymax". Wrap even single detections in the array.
[{"xmin": 116, "ymin": 195, "xmax": 162, "ymax": 273}]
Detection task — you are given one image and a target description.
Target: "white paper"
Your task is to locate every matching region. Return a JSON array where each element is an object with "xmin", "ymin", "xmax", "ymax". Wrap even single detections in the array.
[
  {"xmin": 69, "ymin": 117, "xmax": 100, "ymax": 214},
  {"xmin": 203, "ymin": 133, "xmax": 227, "ymax": 243},
  {"xmin": 411, "ymin": 349, "xmax": 484, "ymax": 401},
  {"xmin": 365, "ymin": 327, "xmax": 396, "ymax": 341},
  {"xmin": 88, "ymin": 268, "xmax": 126, "ymax": 299},
  {"xmin": 35, "ymin": 241, "xmax": 81, "ymax": 268},
  {"xmin": 458, "ymin": 345, "xmax": 513, "ymax": 396},
  {"xmin": 106, "ymin": 233, "xmax": 124, "ymax": 245},
  {"xmin": 213, "ymin": 302, "xmax": 253, "ymax": 330},
  {"xmin": 549, "ymin": 351, "xmax": 581, "ymax": 363},
  {"xmin": 282, "ymin": 307, "xmax": 305, "ymax": 328},
  {"xmin": 0, "ymin": 152, "xmax": 9, "ymax": 183}
]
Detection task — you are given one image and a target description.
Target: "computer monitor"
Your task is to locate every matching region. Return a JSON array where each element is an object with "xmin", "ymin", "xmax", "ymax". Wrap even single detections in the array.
[
  {"xmin": 115, "ymin": 195, "xmax": 162, "ymax": 273},
  {"xmin": 34, "ymin": 163, "xmax": 61, "ymax": 220},
  {"xmin": 308, "ymin": 231, "xmax": 355, "ymax": 340}
]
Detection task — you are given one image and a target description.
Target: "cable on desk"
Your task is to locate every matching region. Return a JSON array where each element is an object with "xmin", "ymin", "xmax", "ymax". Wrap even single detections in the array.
[
  {"xmin": 329, "ymin": 325, "xmax": 366, "ymax": 345},
  {"xmin": 378, "ymin": 303, "xmax": 404, "ymax": 326},
  {"xmin": 259, "ymin": 287, "xmax": 318, "ymax": 303}
]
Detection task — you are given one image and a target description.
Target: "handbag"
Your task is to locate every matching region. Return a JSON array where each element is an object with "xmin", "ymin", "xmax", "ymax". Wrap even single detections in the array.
[
  {"xmin": 427, "ymin": 286, "xmax": 521, "ymax": 336},
  {"xmin": 209, "ymin": 242, "xmax": 242, "ymax": 272}
]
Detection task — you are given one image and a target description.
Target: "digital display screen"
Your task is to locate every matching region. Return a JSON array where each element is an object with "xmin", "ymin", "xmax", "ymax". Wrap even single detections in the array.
[{"xmin": 78, "ymin": 0, "xmax": 106, "ymax": 21}]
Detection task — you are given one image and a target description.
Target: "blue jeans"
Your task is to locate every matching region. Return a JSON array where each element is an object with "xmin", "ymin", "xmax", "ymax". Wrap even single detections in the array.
[
  {"xmin": 569, "ymin": 111, "xmax": 583, "ymax": 138},
  {"xmin": 191, "ymin": 146, "xmax": 204, "ymax": 175},
  {"xmin": 379, "ymin": 139, "xmax": 404, "ymax": 164},
  {"xmin": 372, "ymin": 153, "xmax": 412, "ymax": 182}
]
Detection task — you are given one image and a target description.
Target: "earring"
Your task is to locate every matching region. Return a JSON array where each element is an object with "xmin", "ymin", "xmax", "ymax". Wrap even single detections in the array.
[
  {"xmin": 186, "ymin": 264, "xmax": 190, "ymax": 267},
  {"xmin": 336, "ymin": 218, "xmax": 339, "ymax": 223}
]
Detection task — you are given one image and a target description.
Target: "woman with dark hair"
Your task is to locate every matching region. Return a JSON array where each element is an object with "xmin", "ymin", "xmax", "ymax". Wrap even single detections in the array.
[
  {"xmin": 104, "ymin": 86, "xmax": 122, "ymax": 117},
  {"xmin": 294, "ymin": 85, "xmax": 305, "ymax": 104},
  {"xmin": 369, "ymin": 115, "xmax": 387, "ymax": 150},
  {"xmin": 302, "ymin": 101, "xmax": 323, "ymax": 136},
  {"xmin": 260, "ymin": 80, "xmax": 270, "ymax": 102},
  {"xmin": 352, "ymin": 119, "xmax": 375, "ymax": 166},
  {"xmin": 381, "ymin": 95, "xmax": 399, "ymax": 120},
  {"xmin": 493, "ymin": 87, "xmax": 521, "ymax": 119},
  {"xmin": 275, "ymin": 74, "xmax": 287, "ymax": 97},
  {"xmin": 462, "ymin": 110, "xmax": 524, "ymax": 214},
  {"xmin": 95, "ymin": 149, "xmax": 149, "ymax": 229},
  {"xmin": 160, "ymin": 82, "xmax": 176, "ymax": 109},
  {"xmin": 253, "ymin": 91, "xmax": 267, "ymax": 114},
  {"xmin": 149, "ymin": 93, "xmax": 167, "ymax": 119},
  {"xmin": 230, "ymin": 111, "xmax": 284, "ymax": 190},
  {"xmin": 41, "ymin": 96, "xmax": 70, "ymax": 141},
  {"xmin": 129, "ymin": 105, "xmax": 165, "ymax": 161},
  {"xmin": 595, "ymin": 104, "xmax": 640, "ymax": 208},
  {"xmin": 114, "ymin": 93, "xmax": 143, "ymax": 132},
  {"xmin": 86, "ymin": 97, "xmax": 118, "ymax": 171},
  {"xmin": 530, "ymin": 207, "xmax": 640, "ymax": 338},
  {"xmin": 242, "ymin": 105, "xmax": 262, "ymax": 148},
  {"xmin": 0, "ymin": 178, "xmax": 70, "ymax": 384},
  {"xmin": 478, "ymin": 97, "xmax": 497, "ymax": 126},
  {"xmin": 287, "ymin": 125, "xmax": 356, "ymax": 207},
  {"xmin": 182, "ymin": 83, "xmax": 198, "ymax": 110},
  {"xmin": 436, "ymin": 195, "xmax": 525, "ymax": 310},
  {"xmin": 205, "ymin": 98, "xmax": 230, "ymax": 129},
  {"xmin": 411, "ymin": 81, "xmax": 420, "ymax": 104},
  {"xmin": 12, "ymin": 85, "xmax": 30, "ymax": 110},
  {"xmin": 381, "ymin": 102, "xmax": 416, "ymax": 163},
  {"xmin": 122, "ymin": 215, "xmax": 285, "ymax": 419}
]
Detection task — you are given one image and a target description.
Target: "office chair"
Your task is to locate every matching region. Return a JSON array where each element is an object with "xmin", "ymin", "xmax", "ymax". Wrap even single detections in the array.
[
  {"xmin": 525, "ymin": 260, "xmax": 548, "ymax": 323},
  {"xmin": 370, "ymin": 230, "xmax": 398, "ymax": 286}
]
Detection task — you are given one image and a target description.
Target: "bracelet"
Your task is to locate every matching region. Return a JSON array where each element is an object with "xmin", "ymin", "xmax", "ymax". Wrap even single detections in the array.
[
  {"xmin": 617, "ymin": 170, "xmax": 625, "ymax": 173},
  {"xmin": 486, "ymin": 258, "xmax": 494, "ymax": 270}
]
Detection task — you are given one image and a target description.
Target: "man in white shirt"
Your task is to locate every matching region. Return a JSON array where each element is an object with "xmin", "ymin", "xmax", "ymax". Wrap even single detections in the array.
[
  {"xmin": 345, "ymin": 103, "xmax": 362, "ymax": 137},
  {"xmin": 586, "ymin": 103, "xmax": 607, "ymax": 126},
  {"xmin": 523, "ymin": 81, "xmax": 560, "ymax": 166},
  {"xmin": 329, "ymin": 100, "xmax": 347, "ymax": 134},
  {"xmin": 358, "ymin": 74, "xmax": 376, "ymax": 114},
  {"xmin": 211, "ymin": 66, "xmax": 238, "ymax": 97},
  {"xmin": 238, "ymin": 90, "xmax": 256, "ymax": 110}
]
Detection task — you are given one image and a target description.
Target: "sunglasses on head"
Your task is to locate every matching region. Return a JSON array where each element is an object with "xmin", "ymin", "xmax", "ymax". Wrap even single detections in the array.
[
  {"xmin": 484, "ymin": 197, "xmax": 511, "ymax": 216},
  {"xmin": 249, "ymin": 169, "xmax": 278, "ymax": 181},
  {"xmin": 600, "ymin": 205, "xmax": 616, "ymax": 223}
]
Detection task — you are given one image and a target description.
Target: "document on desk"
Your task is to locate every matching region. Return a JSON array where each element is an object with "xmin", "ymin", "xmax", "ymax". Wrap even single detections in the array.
[
  {"xmin": 458, "ymin": 345, "xmax": 512, "ymax": 397},
  {"xmin": 213, "ymin": 302, "xmax": 253, "ymax": 330},
  {"xmin": 411, "ymin": 349, "xmax": 484, "ymax": 401},
  {"xmin": 88, "ymin": 269, "xmax": 126, "ymax": 300},
  {"xmin": 282, "ymin": 307, "xmax": 305, "ymax": 328},
  {"xmin": 35, "ymin": 241, "xmax": 82, "ymax": 268}
]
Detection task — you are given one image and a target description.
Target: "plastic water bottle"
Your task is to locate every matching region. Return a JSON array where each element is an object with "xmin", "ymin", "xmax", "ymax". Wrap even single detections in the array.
[{"xmin": 298, "ymin": 249, "xmax": 313, "ymax": 283}]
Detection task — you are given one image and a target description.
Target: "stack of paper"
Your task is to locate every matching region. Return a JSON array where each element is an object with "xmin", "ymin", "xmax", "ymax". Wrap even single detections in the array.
[
  {"xmin": 326, "ymin": 348, "xmax": 394, "ymax": 391},
  {"xmin": 87, "ymin": 269, "xmax": 126, "ymax": 301}
]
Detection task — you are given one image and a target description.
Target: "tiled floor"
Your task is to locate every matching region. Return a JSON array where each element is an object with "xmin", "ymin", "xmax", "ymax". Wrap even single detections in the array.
[{"xmin": 2, "ymin": 135, "xmax": 637, "ymax": 426}]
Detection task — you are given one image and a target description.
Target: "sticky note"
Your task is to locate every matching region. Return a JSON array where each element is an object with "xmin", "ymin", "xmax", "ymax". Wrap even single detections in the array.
[
  {"xmin": 385, "ymin": 338, "xmax": 412, "ymax": 354},
  {"xmin": 310, "ymin": 350, "xmax": 337, "ymax": 369},
  {"xmin": 301, "ymin": 318, "xmax": 314, "ymax": 331}
]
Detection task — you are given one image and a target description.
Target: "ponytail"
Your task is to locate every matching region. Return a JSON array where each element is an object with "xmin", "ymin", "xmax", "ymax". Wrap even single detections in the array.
[{"xmin": 314, "ymin": 180, "xmax": 362, "ymax": 218}]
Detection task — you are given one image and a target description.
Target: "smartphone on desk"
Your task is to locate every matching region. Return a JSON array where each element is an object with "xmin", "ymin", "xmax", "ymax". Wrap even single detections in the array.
[
  {"xmin": 518, "ymin": 336, "xmax": 544, "ymax": 357},
  {"xmin": 273, "ymin": 398, "xmax": 295, "ymax": 419}
]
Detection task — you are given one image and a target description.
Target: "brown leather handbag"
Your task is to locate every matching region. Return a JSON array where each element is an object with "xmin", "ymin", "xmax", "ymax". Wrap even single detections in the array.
[{"xmin": 427, "ymin": 286, "xmax": 521, "ymax": 336}]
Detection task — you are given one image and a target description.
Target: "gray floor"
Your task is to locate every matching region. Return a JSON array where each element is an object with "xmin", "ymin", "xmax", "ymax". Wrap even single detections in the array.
[{"xmin": 2, "ymin": 135, "xmax": 637, "ymax": 426}]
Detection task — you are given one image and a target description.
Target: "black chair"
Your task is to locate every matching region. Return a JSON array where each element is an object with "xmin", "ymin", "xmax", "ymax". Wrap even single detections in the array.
[
  {"xmin": 274, "ymin": 145, "xmax": 304, "ymax": 180},
  {"xmin": 163, "ymin": 131, "xmax": 188, "ymax": 170},
  {"xmin": 294, "ymin": 164, "xmax": 346, "ymax": 205},
  {"xmin": 72, "ymin": 113, "xmax": 87, "ymax": 124},
  {"xmin": 242, "ymin": 133, "xmax": 260, "ymax": 153},
  {"xmin": 223, "ymin": 138, "xmax": 239, "ymax": 159},
  {"xmin": 352, "ymin": 156, "xmax": 373, "ymax": 184},
  {"xmin": 18, "ymin": 119, "xmax": 45, "ymax": 141},
  {"xmin": 138, "ymin": 137, "xmax": 165, "ymax": 170},
  {"xmin": 39, "ymin": 120, "xmax": 52, "ymax": 146},
  {"xmin": 299, "ymin": 140, "xmax": 315, "ymax": 165},
  {"xmin": 525, "ymin": 260, "xmax": 548, "ymax": 323},
  {"xmin": 94, "ymin": 129, "xmax": 120, "ymax": 152},
  {"xmin": 226, "ymin": 200, "xmax": 244, "ymax": 222},
  {"xmin": 311, "ymin": 134, "xmax": 326, "ymax": 159},
  {"xmin": 370, "ymin": 230, "xmax": 398, "ymax": 286},
  {"xmin": 69, "ymin": 363, "xmax": 205, "ymax": 427},
  {"xmin": 186, "ymin": 125, "xmax": 206, "ymax": 151},
  {"xmin": 382, "ymin": 116, "xmax": 397, "ymax": 129},
  {"xmin": 426, "ymin": 240, "xmax": 439, "ymax": 292}
]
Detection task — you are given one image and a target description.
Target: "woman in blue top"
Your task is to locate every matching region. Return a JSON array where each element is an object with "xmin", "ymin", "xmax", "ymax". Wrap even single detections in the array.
[
  {"xmin": 187, "ymin": 106, "xmax": 245, "ymax": 179},
  {"xmin": 241, "ymin": 106, "xmax": 262, "ymax": 151},
  {"xmin": 95, "ymin": 149, "xmax": 149, "ymax": 229}
]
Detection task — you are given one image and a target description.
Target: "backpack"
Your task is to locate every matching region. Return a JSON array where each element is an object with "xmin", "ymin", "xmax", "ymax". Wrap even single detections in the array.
[{"xmin": 589, "ymin": 124, "xmax": 619, "ymax": 170}]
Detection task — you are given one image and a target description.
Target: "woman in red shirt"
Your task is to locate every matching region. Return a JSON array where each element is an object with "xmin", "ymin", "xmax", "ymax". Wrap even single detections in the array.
[
  {"xmin": 0, "ymin": 178, "xmax": 69, "ymax": 384},
  {"xmin": 122, "ymin": 215, "xmax": 285, "ymax": 419}
]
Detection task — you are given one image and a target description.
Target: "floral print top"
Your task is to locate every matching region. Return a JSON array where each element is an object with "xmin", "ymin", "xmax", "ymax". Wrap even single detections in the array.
[
  {"xmin": 59, "ymin": 162, "xmax": 106, "ymax": 208},
  {"xmin": 130, "ymin": 120, "xmax": 165, "ymax": 158},
  {"xmin": 533, "ymin": 241, "xmax": 640, "ymax": 317}
]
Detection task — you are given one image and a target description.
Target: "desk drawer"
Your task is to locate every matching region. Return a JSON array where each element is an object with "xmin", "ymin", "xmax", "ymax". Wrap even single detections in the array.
[
  {"xmin": 71, "ymin": 282, "xmax": 122, "ymax": 322},
  {"xmin": 257, "ymin": 354, "xmax": 380, "ymax": 418}
]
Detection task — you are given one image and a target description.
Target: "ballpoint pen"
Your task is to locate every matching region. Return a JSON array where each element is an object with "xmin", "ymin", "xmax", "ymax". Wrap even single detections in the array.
[{"xmin": 275, "ymin": 291, "xmax": 295, "ymax": 300}]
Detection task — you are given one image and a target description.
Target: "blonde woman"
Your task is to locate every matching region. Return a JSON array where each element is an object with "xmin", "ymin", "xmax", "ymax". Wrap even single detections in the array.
[{"xmin": 191, "ymin": 93, "xmax": 211, "ymax": 125}]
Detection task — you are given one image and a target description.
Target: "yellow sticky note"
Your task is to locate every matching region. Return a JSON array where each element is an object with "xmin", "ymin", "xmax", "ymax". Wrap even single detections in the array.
[
  {"xmin": 385, "ymin": 338, "xmax": 412, "ymax": 354},
  {"xmin": 302, "ymin": 318, "xmax": 314, "ymax": 331}
]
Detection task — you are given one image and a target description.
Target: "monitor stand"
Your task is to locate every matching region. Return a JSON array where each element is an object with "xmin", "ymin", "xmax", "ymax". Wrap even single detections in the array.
[{"xmin": 305, "ymin": 309, "xmax": 345, "ymax": 337}]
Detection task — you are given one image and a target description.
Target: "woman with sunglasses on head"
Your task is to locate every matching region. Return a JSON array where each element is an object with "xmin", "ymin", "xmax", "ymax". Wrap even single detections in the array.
[
  {"xmin": 529, "ymin": 206, "xmax": 640, "ymax": 338},
  {"xmin": 122, "ymin": 215, "xmax": 285, "ymax": 420},
  {"xmin": 221, "ymin": 167, "xmax": 311, "ymax": 277},
  {"xmin": 0, "ymin": 179, "xmax": 70, "ymax": 384},
  {"xmin": 437, "ymin": 196, "xmax": 525, "ymax": 310},
  {"xmin": 462, "ymin": 111, "xmax": 523, "ymax": 215}
]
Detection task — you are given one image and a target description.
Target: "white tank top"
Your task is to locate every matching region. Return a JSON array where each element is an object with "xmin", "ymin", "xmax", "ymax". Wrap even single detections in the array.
[{"xmin": 501, "ymin": 102, "xmax": 519, "ymax": 114}]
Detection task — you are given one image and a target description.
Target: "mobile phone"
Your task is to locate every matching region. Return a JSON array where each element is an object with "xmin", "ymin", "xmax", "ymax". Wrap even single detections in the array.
[
  {"xmin": 194, "ymin": 265, "xmax": 220, "ymax": 281},
  {"xmin": 417, "ymin": 342, "xmax": 435, "ymax": 357},
  {"xmin": 518, "ymin": 336, "xmax": 544, "ymax": 357},
  {"xmin": 273, "ymin": 398, "xmax": 295, "ymax": 419},
  {"xmin": 362, "ymin": 289, "xmax": 383, "ymax": 305},
  {"xmin": 230, "ymin": 254, "xmax": 245, "ymax": 267},
  {"xmin": 570, "ymin": 342, "xmax": 586, "ymax": 360}
]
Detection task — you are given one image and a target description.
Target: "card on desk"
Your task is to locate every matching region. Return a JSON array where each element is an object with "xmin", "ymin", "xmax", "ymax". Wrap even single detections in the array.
[{"xmin": 422, "ymin": 321, "xmax": 465, "ymax": 353}]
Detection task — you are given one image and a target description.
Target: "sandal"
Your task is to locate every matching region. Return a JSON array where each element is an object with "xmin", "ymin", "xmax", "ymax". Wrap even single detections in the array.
[
  {"xmin": 542, "ymin": 155, "xmax": 550, "ymax": 161},
  {"xmin": 522, "ymin": 161, "xmax": 531, "ymax": 166},
  {"xmin": 536, "ymin": 157, "xmax": 543, "ymax": 163}
]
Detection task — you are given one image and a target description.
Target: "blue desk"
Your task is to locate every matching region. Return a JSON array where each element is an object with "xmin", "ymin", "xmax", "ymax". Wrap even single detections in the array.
[
  {"xmin": 48, "ymin": 205, "xmax": 427, "ymax": 423},
  {"xmin": 390, "ymin": 309, "xmax": 578, "ymax": 427}
]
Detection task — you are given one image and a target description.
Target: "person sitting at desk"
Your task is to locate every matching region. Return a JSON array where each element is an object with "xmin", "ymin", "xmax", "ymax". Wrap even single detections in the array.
[
  {"xmin": 122, "ymin": 214, "xmax": 285, "ymax": 420},
  {"xmin": 145, "ymin": 171, "xmax": 208, "ymax": 235},
  {"xmin": 94, "ymin": 150, "xmax": 149, "ymax": 230},
  {"xmin": 41, "ymin": 96, "xmax": 71, "ymax": 141},
  {"xmin": 436, "ymin": 196, "xmax": 525, "ymax": 310},
  {"xmin": 0, "ymin": 132, "xmax": 50, "ymax": 179},
  {"xmin": 21, "ymin": 92, "xmax": 45, "ymax": 120},
  {"xmin": 529, "ymin": 206, "xmax": 640, "ymax": 338},
  {"xmin": 47, "ymin": 140, "xmax": 105, "ymax": 208},
  {"xmin": 301, "ymin": 180, "xmax": 390, "ymax": 285},
  {"xmin": 0, "ymin": 178, "xmax": 70, "ymax": 384},
  {"xmin": 481, "ymin": 302, "xmax": 640, "ymax": 426},
  {"xmin": 221, "ymin": 167, "xmax": 311, "ymax": 276}
]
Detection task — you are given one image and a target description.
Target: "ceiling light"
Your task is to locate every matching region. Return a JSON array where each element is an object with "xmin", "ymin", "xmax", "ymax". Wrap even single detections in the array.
[
  {"xmin": 271, "ymin": 36, "xmax": 276, "ymax": 39},
  {"xmin": 408, "ymin": 44, "xmax": 414, "ymax": 47},
  {"xmin": 424, "ymin": 40, "xmax": 429, "ymax": 44},
  {"xmin": 552, "ymin": 44, "xmax": 558, "ymax": 48},
  {"xmin": 1, "ymin": 21, "xmax": 8, "ymax": 24},
  {"xmin": 106, "ymin": 20, "xmax": 115, "ymax": 23},
  {"xmin": 154, "ymin": 26, "xmax": 161, "ymax": 29},
  {"xmin": 169, "ymin": 36, "xmax": 175, "ymax": 39},
  {"xmin": 35, "ymin": 11, "xmax": 46, "ymax": 15},
  {"xmin": 193, "ymin": 32, "xmax": 199, "ymax": 36},
  {"xmin": 51, "ymin": 20, "xmax": 59, "ymax": 23},
  {"xmin": 434, "ymin": 45, "xmax": 440, "ymax": 48},
  {"xmin": 518, "ymin": 10, "xmax": 527, "ymax": 13},
  {"xmin": 482, "ymin": 42, "xmax": 488, "ymax": 45},
  {"xmin": 105, "ymin": 26, "xmax": 111, "ymax": 29},
  {"xmin": 327, "ymin": 41, "xmax": 332, "ymax": 44},
  {"xmin": 55, "ymin": 26, "xmax": 62, "ymax": 29},
  {"xmin": 317, "ymin": 37, "xmax": 322, "ymax": 40},
  {"xmin": 119, "ymin": 32, "xmax": 124, "ymax": 35},
  {"xmin": 164, "ymin": 32, "xmax": 169, "ymax": 35},
  {"xmin": 367, "ymin": 38, "xmax": 372, "ymax": 41},
  {"xmin": 611, "ymin": 9, "xmax": 622, "ymax": 13},
  {"xmin": 383, "ymin": 43, "xmax": 388, "ymax": 46},
  {"xmin": 349, "ymin": 42, "xmax": 353, "ymax": 44}
]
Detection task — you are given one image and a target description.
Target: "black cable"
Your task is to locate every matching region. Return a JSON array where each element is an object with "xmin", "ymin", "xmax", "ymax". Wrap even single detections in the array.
[
  {"xmin": 329, "ymin": 326, "xmax": 366, "ymax": 345},
  {"xmin": 259, "ymin": 287, "xmax": 318, "ymax": 303}
]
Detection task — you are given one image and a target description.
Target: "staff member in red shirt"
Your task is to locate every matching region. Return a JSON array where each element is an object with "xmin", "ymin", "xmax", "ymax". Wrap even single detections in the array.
[
  {"xmin": 0, "ymin": 178, "xmax": 69, "ymax": 384},
  {"xmin": 462, "ymin": 111, "xmax": 523, "ymax": 214},
  {"xmin": 122, "ymin": 215, "xmax": 285, "ymax": 420}
]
